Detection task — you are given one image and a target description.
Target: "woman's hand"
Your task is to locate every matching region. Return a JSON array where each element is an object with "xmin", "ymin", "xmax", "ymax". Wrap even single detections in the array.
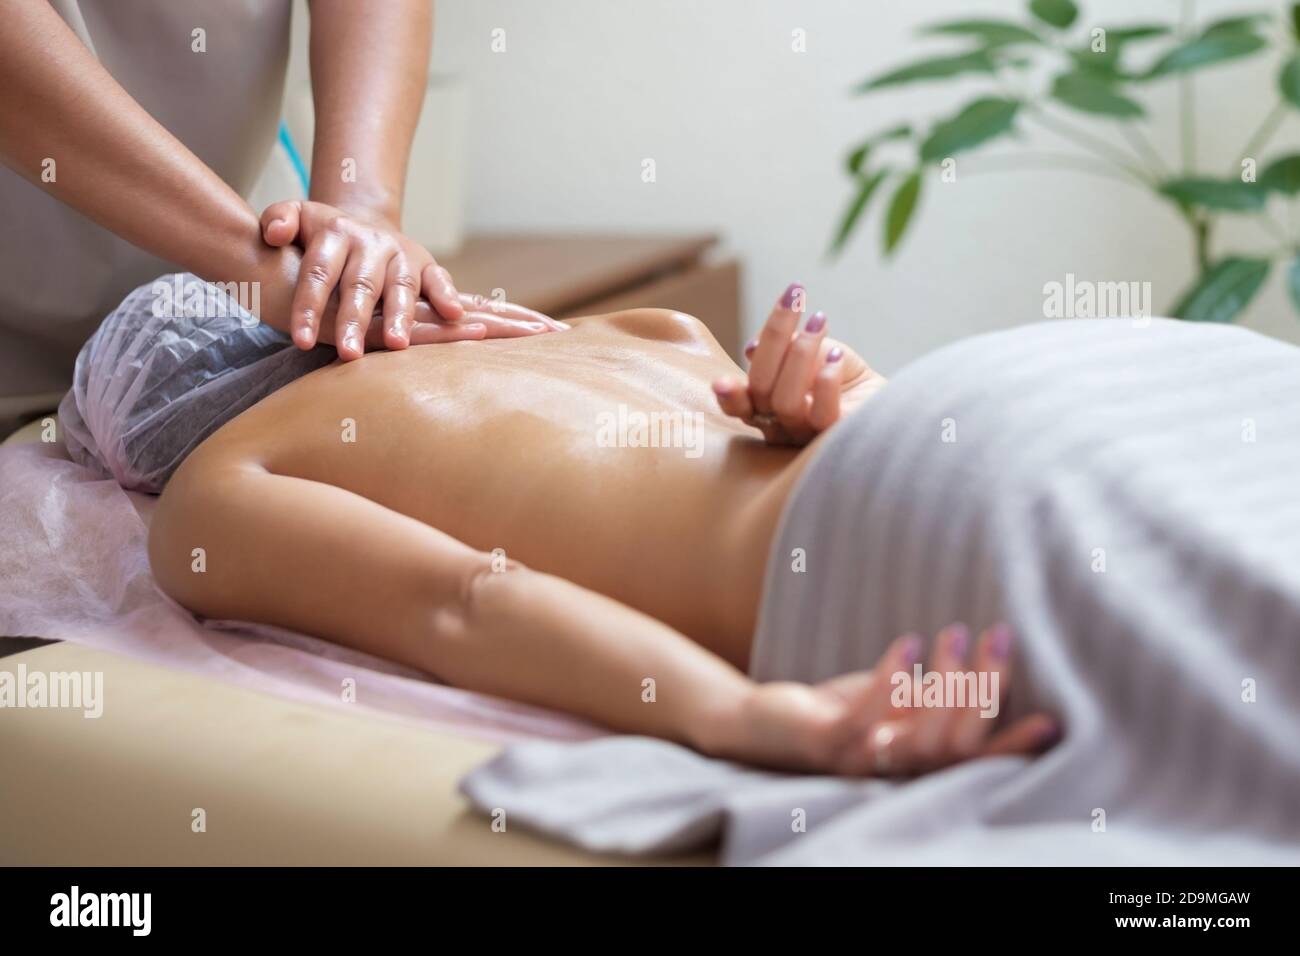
[
  {"xmin": 717, "ymin": 624, "xmax": 1061, "ymax": 776},
  {"xmin": 711, "ymin": 283, "xmax": 886, "ymax": 446},
  {"xmin": 259, "ymin": 199, "xmax": 567, "ymax": 358}
]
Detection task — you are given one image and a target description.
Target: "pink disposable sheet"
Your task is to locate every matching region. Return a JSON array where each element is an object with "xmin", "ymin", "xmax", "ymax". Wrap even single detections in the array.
[{"xmin": 0, "ymin": 440, "xmax": 601, "ymax": 745}]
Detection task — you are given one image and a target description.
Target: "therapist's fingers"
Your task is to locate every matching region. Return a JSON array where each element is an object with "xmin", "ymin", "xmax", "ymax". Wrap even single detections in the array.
[
  {"xmin": 462, "ymin": 312, "xmax": 550, "ymax": 338},
  {"xmin": 459, "ymin": 293, "xmax": 571, "ymax": 331},
  {"xmin": 747, "ymin": 283, "xmax": 805, "ymax": 415},
  {"xmin": 290, "ymin": 229, "xmax": 348, "ymax": 349},
  {"xmin": 334, "ymin": 245, "xmax": 394, "ymax": 360},
  {"xmin": 421, "ymin": 262, "xmax": 465, "ymax": 322},
  {"xmin": 380, "ymin": 255, "xmax": 418, "ymax": 351},
  {"xmin": 260, "ymin": 200, "xmax": 302, "ymax": 248},
  {"xmin": 406, "ymin": 321, "xmax": 488, "ymax": 345}
]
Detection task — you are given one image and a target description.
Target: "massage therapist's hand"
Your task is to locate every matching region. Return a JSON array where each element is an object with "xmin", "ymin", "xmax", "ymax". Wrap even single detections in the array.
[
  {"xmin": 711, "ymin": 283, "xmax": 887, "ymax": 446},
  {"xmin": 249, "ymin": 244, "xmax": 563, "ymax": 351},
  {"xmin": 259, "ymin": 199, "xmax": 567, "ymax": 358}
]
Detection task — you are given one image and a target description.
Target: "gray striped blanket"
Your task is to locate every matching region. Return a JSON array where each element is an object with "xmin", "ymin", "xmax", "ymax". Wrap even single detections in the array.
[{"xmin": 461, "ymin": 318, "xmax": 1300, "ymax": 864}]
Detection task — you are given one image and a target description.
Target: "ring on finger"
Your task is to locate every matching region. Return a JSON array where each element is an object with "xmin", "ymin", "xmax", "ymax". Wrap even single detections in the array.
[{"xmin": 870, "ymin": 724, "xmax": 898, "ymax": 776}]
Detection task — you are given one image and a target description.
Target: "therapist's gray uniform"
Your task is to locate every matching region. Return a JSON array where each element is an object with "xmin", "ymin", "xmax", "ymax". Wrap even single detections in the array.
[{"xmin": 0, "ymin": 0, "xmax": 292, "ymax": 424}]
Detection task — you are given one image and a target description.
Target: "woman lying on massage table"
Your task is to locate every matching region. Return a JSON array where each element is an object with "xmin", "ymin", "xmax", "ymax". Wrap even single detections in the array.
[{"xmin": 148, "ymin": 283, "xmax": 1058, "ymax": 775}]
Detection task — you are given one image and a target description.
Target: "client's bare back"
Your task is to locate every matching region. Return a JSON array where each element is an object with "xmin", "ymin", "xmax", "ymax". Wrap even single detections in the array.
[
  {"xmin": 176, "ymin": 309, "xmax": 807, "ymax": 659},
  {"xmin": 150, "ymin": 298, "xmax": 1054, "ymax": 775}
]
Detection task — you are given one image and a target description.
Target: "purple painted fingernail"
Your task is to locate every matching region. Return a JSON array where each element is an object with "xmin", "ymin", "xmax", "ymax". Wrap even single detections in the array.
[
  {"xmin": 990, "ymin": 623, "xmax": 1014, "ymax": 659},
  {"xmin": 901, "ymin": 635, "xmax": 923, "ymax": 665},
  {"xmin": 826, "ymin": 347, "xmax": 844, "ymax": 364},
  {"xmin": 804, "ymin": 311, "xmax": 827, "ymax": 334},
  {"xmin": 744, "ymin": 338, "xmax": 758, "ymax": 356},
  {"xmin": 780, "ymin": 282, "xmax": 804, "ymax": 310},
  {"xmin": 1039, "ymin": 721, "xmax": 1062, "ymax": 746},
  {"xmin": 948, "ymin": 623, "xmax": 970, "ymax": 658}
]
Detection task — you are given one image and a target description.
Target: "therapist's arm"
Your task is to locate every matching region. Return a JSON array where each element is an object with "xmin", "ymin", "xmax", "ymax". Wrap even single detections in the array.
[
  {"xmin": 0, "ymin": 0, "xmax": 276, "ymax": 300},
  {"xmin": 0, "ymin": 0, "xmax": 506, "ymax": 350},
  {"xmin": 307, "ymin": 0, "xmax": 431, "ymax": 227},
  {"xmin": 258, "ymin": 0, "xmax": 468, "ymax": 357}
]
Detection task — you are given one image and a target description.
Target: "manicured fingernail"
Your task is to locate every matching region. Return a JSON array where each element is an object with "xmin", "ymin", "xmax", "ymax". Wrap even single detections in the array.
[
  {"xmin": 990, "ymin": 623, "xmax": 1013, "ymax": 659},
  {"xmin": 826, "ymin": 347, "xmax": 844, "ymax": 364},
  {"xmin": 901, "ymin": 635, "xmax": 923, "ymax": 665},
  {"xmin": 1039, "ymin": 721, "xmax": 1062, "ymax": 746},
  {"xmin": 712, "ymin": 380, "xmax": 731, "ymax": 395},
  {"xmin": 527, "ymin": 322, "xmax": 546, "ymax": 331},
  {"xmin": 744, "ymin": 338, "xmax": 758, "ymax": 356},
  {"xmin": 947, "ymin": 624, "xmax": 969, "ymax": 658},
  {"xmin": 558, "ymin": 321, "xmax": 572, "ymax": 329},
  {"xmin": 269, "ymin": 217, "xmax": 286, "ymax": 230},
  {"xmin": 780, "ymin": 282, "xmax": 804, "ymax": 310},
  {"xmin": 344, "ymin": 330, "xmax": 360, "ymax": 350},
  {"xmin": 804, "ymin": 311, "xmax": 827, "ymax": 334}
]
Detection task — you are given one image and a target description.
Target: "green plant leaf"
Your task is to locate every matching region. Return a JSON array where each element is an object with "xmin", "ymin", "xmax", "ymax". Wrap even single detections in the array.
[
  {"xmin": 1173, "ymin": 257, "xmax": 1271, "ymax": 322},
  {"xmin": 920, "ymin": 98, "xmax": 1022, "ymax": 163},
  {"xmin": 1030, "ymin": 0, "xmax": 1079, "ymax": 30},
  {"xmin": 856, "ymin": 50, "xmax": 998, "ymax": 93},
  {"xmin": 845, "ymin": 125, "xmax": 912, "ymax": 175},
  {"xmin": 1069, "ymin": 47, "xmax": 1120, "ymax": 76},
  {"xmin": 1289, "ymin": 257, "xmax": 1300, "ymax": 315},
  {"xmin": 922, "ymin": 19, "xmax": 1043, "ymax": 48},
  {"xmin": 1281, "ymin": 55, "xmax": 1300, "ymax": 109},
  {"xmin": 1051, "ymin": 72, "xmax": 1145, "ymax": 116},
  {"xmin": 1202, "ymin": 14, "xmax": 1271, "ymax": 38},
  {"xmin": 1159, "ymin": 177, "xmax": 1266, "ymax": 211},
  {"xmin": 1070, "ymin": 25, "xmax": 1170, "ymax": 79},
  {"xmin": 1261, "ymin": 155, "xmax": 1300, "ymax": 194},
  {"xmin": 884, "ymin": 171, "xmax": 923, "ymax": 255},
  {"xmin": 1144, "ymin": 31, "xmax": 1267, "ymax": 78},
  {"xmin": 1293, "ymin": 3, "xmax": 1300, "ymax": 42},
  {"xmin": 830, "ymin": 169, "xmax": 891, "ymax": 254},
  {"xmin": 1104, "ymin": 25, "xmax": 1173, "ymax": 43}
]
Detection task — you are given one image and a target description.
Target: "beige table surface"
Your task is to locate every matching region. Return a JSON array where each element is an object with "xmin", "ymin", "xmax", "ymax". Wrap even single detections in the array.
[{"xmin": 0, "ymin": 642, "xmax": 713, "ymax": 865}]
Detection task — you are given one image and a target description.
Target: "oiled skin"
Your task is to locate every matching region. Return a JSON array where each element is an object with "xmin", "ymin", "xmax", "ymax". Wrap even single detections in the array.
[
  {"xmin": 187, "ymin": 309, "xmax": 821, "ymax": 665},
  {"xmin": 152, "ymin": 308, "xmax": 1061, "ymax": 773}
]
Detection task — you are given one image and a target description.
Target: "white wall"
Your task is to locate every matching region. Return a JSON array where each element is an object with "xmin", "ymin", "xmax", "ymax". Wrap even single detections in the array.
[{"xmin": 432, "ymin": 0, "xmax": 1300, "ymax": 372}]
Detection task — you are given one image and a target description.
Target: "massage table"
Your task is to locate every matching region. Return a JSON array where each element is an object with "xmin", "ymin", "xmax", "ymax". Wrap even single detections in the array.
[{"xmin": 0, "ymin": 420, "xmax": 712, "ymax": 865}]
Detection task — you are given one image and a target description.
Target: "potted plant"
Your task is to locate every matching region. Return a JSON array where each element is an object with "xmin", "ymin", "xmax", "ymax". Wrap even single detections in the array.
[{"xmin": 832, "ymin": 0, "xmax": 1300, "ymax": 323}]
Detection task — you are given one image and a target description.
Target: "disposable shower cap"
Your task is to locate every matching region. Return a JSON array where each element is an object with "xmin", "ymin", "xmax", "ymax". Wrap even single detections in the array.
[{"xmin": 59, "ymin": 273, "xmax": 335, "ymax": 494}]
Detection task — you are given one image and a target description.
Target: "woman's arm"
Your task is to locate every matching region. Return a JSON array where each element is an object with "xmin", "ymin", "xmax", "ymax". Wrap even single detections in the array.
[
  {"xmin": 0, "ymin": 0, "xmax": 272, "ymax": 293},
  {"xmin": 149, "ymin": 448, "xmax": 1053, "ymax": 775},
  {"xmin": 148, "ymin": 449, "xmax": 751, "ymax": 751}
]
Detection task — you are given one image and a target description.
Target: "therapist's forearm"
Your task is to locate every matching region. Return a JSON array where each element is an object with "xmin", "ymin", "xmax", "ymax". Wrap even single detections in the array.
[
  {"xmin": 306, "ymin": 0, "xmax": 433, "ymax": 226},
  {"xmin": 0, "ymin": 0, "xmax": 271, "ymax": 288}
]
